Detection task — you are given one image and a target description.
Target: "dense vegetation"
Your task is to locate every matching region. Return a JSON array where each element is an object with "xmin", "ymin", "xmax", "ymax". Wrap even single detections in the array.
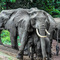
[
  {"xmin": 0, "ymin": 0, "xmax": 60, "ymax": 45},
  {"xmin": 1, "ymin": 30, "xmax": 20, "ymax": 45},
  {"xmin": 1, "ymin": 30, "xmax": 11, "ymax": 45},
  {"xmin": 0, "ymin": 0, "xmax": 60, "ymax": 17}
]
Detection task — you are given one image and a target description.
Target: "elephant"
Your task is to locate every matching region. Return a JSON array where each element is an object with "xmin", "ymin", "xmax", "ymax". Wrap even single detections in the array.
[
  {"xmin": 53, "ymin": 18, "xmax": 60, "ymax": 42},
  {"xmin": 18, "ymin": 22, "xmax": 51, "ymax": 60},
  {"xmin": 27, "ymin": 28, "xmax": 51, "ymax": 60},
  {"xmin": 27, "ymin": 28, "xmax": 42, "ymax": 59},
  {"xmin": 52, "ymin": 18, "xmax": 60, "ymax": 55},
  {"xmin": 0, "ymin": 9, "xmax": 19, "ymax": 49},
  {"xmin": 0, "ymin": 8, "xmax": 29, "ymax": 50},
  {"xmin": 28, "ymin": 8, "xmax": 56, "ymax": 60},
  {"xmin": 17, "ymin": 8, "xmax": 56, "ymax": 60},
  {"xmin": 0, "ymin": 8, "xmax": 56, "ymax": 60}
]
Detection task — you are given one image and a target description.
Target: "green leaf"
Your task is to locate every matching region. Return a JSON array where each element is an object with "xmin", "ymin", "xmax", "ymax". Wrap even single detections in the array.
[
  {"xmin": 1, "ymin": 0, "xmax": 6, "ymax": 2},
  {"xmin": 10, "ymin": 0, "xmax": 16, "ymax": 3}
]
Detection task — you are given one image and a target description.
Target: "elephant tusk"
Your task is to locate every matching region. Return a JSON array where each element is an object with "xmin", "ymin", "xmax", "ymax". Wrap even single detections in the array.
[
  {"xmin": 36, "ymin": 29, "xmax": 47, "ymax": 38},
  {"xmin": 45, "ymin": 29, "xmax": 50, "ymax": 35}
]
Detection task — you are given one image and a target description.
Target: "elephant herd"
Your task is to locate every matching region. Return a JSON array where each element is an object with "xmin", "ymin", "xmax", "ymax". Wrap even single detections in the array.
[{"xmin": 0, "ymin": 8, "xmax": 60, "ymax": 60}]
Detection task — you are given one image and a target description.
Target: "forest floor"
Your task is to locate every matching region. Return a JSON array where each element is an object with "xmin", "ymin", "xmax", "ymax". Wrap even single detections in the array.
[
  {"xmin": 51, "ymin": 40, "xmax": 60, "ymax": 60},
  {"xmin": 0, "ymin": 40, "xmax": 60, "ymax": 60}
]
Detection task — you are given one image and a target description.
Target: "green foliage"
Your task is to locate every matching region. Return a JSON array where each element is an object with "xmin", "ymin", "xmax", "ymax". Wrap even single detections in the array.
[
  {"xmin": 1, "ymin": 30, "xmax": 21, "ymax": 46},
  {"xmin": 0, "ymin": 0, "xmax": 16, "ymax": 11},
  {"xmin": 0, "ymin": 1, "xmax": 6, "ymax": 11},
  {"xmin": 10, "ymin": 0, "xmax": 16, "ymax": 3},
  {"xmin": 1, "ymin": 0, "xmax": 16, "ymax": 2},
  {"xmin": 1, "ymin": 0, "xmax": 6, "ymax": 2},
  {"xmin": 0, "ymin": 0, "xmax": 60, "ymax": 17},
  {"xmin": 1, "ymin": 30, "xmax": 11, "ymax": 45}
]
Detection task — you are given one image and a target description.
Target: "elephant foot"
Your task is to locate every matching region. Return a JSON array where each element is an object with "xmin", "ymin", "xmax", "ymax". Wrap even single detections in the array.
[
  {"xmin": 49, "ymin": 58, "xmax": 52, "ymax": 60},
  {"xmin": 12, "ymin": 46, "xmax": 19, "ymax": 50},
  {"xmin": 24, "ymin": 50, "xmax": 28, "ymax": 55},
  {"xmin": 37, "ymin": 52, "xmax": 42, "ymax": 57},
  {"xmin": 17, "ymin": 51, "xmax": 23, "ymax": 60},
  {"xmin": 17, "ymin": 54, "xmax": 23, "ymax": 60},
  {"xmin": 50, "ymin": 52, "xmax": 52, "ymax": 58},
  {"xmin": 0, "ymin": 42, "xmax": 3, "ymax": 45},
  {"xmin": 37, "ymin": 57, "xmax": 42, "ymax": 60},
  {"xmin": 43, "ymin": 57, "xmax": 46, "ymax": 60},
  {"xmin": 37, "ymin": 50, "xmax": 42, "ymax": 57}
]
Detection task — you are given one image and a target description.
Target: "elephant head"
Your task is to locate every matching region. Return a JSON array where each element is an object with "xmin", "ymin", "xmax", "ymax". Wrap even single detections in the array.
[
  {"xmin": 0, "ymin": 12, "xmax": 8, "ymax": 28},
  {"xmin": 29, "ymin": 8, "xmax": 56, "ymax": 60},
  {"xmin": 0, "ymin": 10, "xmax": 17, "ymax": 29},
  {"xmin": 29, "ymin": 8, "xmax": 51, "ymax": 37}
]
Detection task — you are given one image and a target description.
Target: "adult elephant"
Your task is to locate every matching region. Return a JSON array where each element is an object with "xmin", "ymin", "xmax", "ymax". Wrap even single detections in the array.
[
  {"xmin": 51, "ymin": 18, "xmax": 60, "ymax": 56},
  {"xmin": 0, "ymin": 9, "xmax": 18, "ymax": 49},
  {"xmin": 29, "ymin": 8, "xmax": 56, "ymax": 60},
  {"xmin": 27, "ymin": 27, "xmax": 51, "ymax": 60},
  {"xmin": 0, "ymin": 8, "xmax": 29, "ymax": 50},
  {"xmin": 53, "ymin": 18, "xmax": 60, "ymax": 42},
  {"xmin": 17, "ymin": 8, "xmax": 56, "ymax": 60}
]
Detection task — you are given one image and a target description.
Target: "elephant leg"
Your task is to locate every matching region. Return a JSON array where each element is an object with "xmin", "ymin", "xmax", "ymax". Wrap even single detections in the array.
[
  {"xmin": 45, "ymin": 37, "xmax": 51, "ymax": 60},
  {"xmin": 40, "ymin": 38, "xmax": 46, "ymax": 60},
  {"xmin": 0, "ymin": 30, "xmax": 3, "ymax": 45},
  {"xmin": 10, "ymin": 31, "xmax": 18, "ymax": 50},
  {"xmin": 14, "ymin": 35, "xmax": 19, "ymax": 50},
  {"xmin": 17, "ymin": 28, "xmax": 28, "ymax": 59},
  {"xmin": 50, "ymin": 39, "xmax": 52, "ymax": 58},
  {"xmin": 17, "ymin": 37, "xmax": 28, "ymax": 59},
  {"xmin": 37, "ymin": 40, "xmax": 42, "ymax": 57}
]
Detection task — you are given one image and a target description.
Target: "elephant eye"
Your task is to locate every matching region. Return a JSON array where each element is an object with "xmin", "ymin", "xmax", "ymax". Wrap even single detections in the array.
[
  {"xmin": 31, "ymin": 19, "xmax": 36, "ymax": 25},
  {"xmin": 33, "ymin": 12, "xmax": 37, "ymax": 14},
  {"xmin": 31, "ymin": 12, "xmax": 37, "ymax": 15}
]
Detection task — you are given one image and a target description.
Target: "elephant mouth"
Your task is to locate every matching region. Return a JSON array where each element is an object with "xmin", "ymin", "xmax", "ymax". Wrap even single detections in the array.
[{"xmin": 36, "ymin": 29, "xmax": 50, "ymax": 38}]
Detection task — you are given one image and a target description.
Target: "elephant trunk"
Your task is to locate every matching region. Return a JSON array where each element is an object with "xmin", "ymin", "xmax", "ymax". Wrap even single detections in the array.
[
  {"xmin": 36, "ymin": 25, "xmax": 46, "ymax": 60},
  {"xmin": 40, "ymin": 29, "xmax": 46, "ymax": 60}
]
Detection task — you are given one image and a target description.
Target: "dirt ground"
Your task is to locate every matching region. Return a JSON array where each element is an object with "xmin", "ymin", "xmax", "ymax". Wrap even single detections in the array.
[
  {"xmin": 52, "ymin": 40, "xmax": 60, "ymax": 60},
  {"xmin": 0, "ymin": 40, "xmax": 60, "ymax": 60}
]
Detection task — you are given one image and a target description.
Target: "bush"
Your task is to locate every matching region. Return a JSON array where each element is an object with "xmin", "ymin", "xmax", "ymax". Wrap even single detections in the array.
[
  {"xmin": 1, "ymin": 30, "xmax": 21, "ymax": 46},
  {"xmin": 1, "ymin": 30, "xmax": 11, "ymax": 45}
]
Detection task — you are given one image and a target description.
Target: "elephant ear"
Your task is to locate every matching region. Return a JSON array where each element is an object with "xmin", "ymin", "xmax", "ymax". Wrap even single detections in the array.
[
  {"xmin": 29, "ymin": 12, "xmax": 38, "ymax": 28},
  {"xmin": 43, "ymin": 10, "xmax": 56, "ymax": 29}
]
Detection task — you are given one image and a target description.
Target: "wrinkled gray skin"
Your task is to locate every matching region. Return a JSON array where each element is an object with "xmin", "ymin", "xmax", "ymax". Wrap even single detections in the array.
[
  {"xmin": 0, "ymin": 8, "xmax": 56, "ymax": 60},
  {"xmin": 28, "ymin": 28, "xmax": 51, "ymax": 59},
  {"xmin": 28, "ymin": 8, "xmax": 56, "ymax": 60},
  {"xmin": 53, "ymin": 18, "xmax": 60, "ymax": 42},
  {"xmin": 0, "ymin": 9, "xmax": 16, "ymax": 45},
  {"xmin": 0, "ymin": 8, "xmax": 20, "ymax": 49},
  {"xmin": 0, "ymin": 8, "xmax": 29, "ymax": 50},
  {"xmin": 17, "ymin": 8, "xmax": 56, "ymax": 60}
]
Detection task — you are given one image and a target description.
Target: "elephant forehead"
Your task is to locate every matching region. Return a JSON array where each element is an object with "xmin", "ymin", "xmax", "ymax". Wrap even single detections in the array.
[
  {"xmin": 36, "ymin": 16, "xmax": 46, "ymax": 22},
  {"xmin": 37, "ymin": 12, "xmax": 45, "ymax": 17}
]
